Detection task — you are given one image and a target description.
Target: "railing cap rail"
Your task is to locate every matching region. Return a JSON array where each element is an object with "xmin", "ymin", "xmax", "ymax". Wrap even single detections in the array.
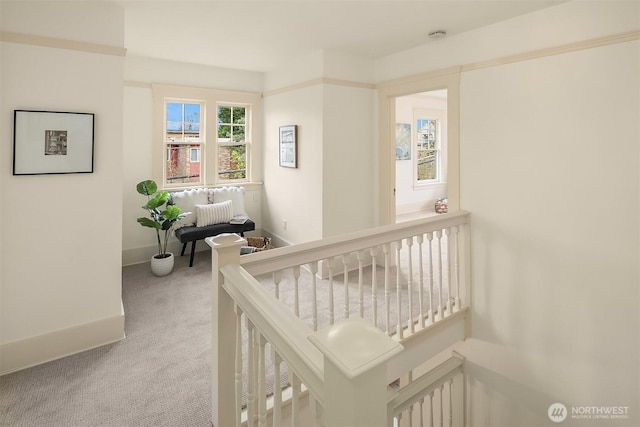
[
  {"xmin": 241, "ymin": 210, "xmax": 470, "ymax": 275},
  {"xmin": 309, "ymin": 317, "xmax": 403, "ymax": 380}
]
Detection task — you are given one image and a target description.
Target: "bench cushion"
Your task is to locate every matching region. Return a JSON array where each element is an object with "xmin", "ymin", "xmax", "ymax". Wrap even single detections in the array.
[{"xmin": 174, "ymin": 220, "xmax": 255, "ymax": 243}]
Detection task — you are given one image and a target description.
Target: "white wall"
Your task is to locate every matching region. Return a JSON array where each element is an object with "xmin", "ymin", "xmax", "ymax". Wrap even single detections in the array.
[
  {"xmin": 322, "ymin": 84, "xmax": 376, "ymax": 237},
  {"xmin": 262, "ymin": 50, "xmax": 376, "ymax": 244},
  {"xmin": 459, "ymin": 38, "xmax": 639, "ymax": 426},
  {"xmin": 262, "ymin": 85, "xmax": 324, "ymax": 245},
  {"xmin": 374, "ymin": 2, "xmax": 640, "ymax": 425},
  {"xmin": 0, "ymin": 1, "xmax": 125, "ymax": 373},
  {"xmin": 122, "ymin": 57, "xmax": 264, "ymax": 265}
]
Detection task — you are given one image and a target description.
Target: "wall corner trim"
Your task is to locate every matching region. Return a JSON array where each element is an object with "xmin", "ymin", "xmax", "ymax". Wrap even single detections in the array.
[
  {"xmin": 0, "ymin": 31, "xmax": 127, "ymax": 57},
  {"xmin": 0, "ymin": 311, "xmax": 126, "ymax": 376}
]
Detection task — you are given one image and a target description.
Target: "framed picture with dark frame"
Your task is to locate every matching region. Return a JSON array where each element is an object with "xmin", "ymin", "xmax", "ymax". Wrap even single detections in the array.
[
  {"xmin": 279, "ymin": 125, "xmax": 297, "ymax": 168},
  {"xmin": 13, "ymin": 110, "xmax": 95, "ymax": 175}
]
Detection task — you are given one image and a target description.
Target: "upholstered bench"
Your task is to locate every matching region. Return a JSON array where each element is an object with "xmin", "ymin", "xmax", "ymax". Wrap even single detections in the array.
[{"xmin": 171, "ymin": 186, "xmax": 254, "ymax": 267}]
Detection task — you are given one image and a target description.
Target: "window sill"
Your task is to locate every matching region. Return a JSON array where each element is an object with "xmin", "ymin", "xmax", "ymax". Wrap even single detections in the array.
[{"xmin": 412, "ymin": 181, "xmax": 446, "ymax": 191}]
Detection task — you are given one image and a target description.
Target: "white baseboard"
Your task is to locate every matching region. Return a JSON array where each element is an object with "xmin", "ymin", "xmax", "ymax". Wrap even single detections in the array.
[{"xmin": 0, "ymin": 308, "xmax": 125, "ymax": 376}]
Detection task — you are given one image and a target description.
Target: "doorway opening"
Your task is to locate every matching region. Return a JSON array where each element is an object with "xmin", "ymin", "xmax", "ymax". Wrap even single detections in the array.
[
  {"xmin": 376, "ymin": 67, "xmax": 460, "ymax": 227},
  {"xmin": 395, "ymin": 89, "xmax": 448, "ymax": 223}
]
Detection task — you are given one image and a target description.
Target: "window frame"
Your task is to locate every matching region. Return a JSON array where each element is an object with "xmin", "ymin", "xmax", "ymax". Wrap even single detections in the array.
[
  {"xmin": 414, "ymin": 114, "xmax": 441, "ymax": 185},
  {"xmin": 163, "ymin": 99, "xmax": 205, "ymax": 187},
  {"xmin": 152, "ymin": 84, "xmax": 261, "ymax": 190},
  {"xmin": 215, "ymin": 102, "xmax": 250, "ymax": 182}
]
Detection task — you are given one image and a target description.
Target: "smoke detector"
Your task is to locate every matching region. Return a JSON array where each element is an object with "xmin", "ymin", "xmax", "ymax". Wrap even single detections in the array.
[{"xmin": 428, "ymin": 30, "xmax": 447, "ymax": 40}]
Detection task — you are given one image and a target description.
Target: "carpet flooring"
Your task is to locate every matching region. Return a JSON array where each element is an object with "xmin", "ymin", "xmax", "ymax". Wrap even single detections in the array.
[
  {"xmin": 0, "ymin": 254, "xmax": 214, "ymax": 427},
  {"xmin": 0, "ymin": 236, "xmax": 451, "ymax": 427}
]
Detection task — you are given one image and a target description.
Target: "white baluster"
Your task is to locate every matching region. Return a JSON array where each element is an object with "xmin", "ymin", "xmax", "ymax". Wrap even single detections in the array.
[
  {"xmin": 429, "ymin": 391, "xmax": 435, "ymax": 427},
  {"xmin": 408, "ymin": 402, "xmax": 414, "ymax": 427},
  {"xmin": 370, "ymin": 247, "xmax": 379, "ymax": 328},
  {"xmin": 426, "ymin": 232, "xmax": 434, "ymax": 325},
  {"xmin": 439, "ymin": 384, "xmax": 445, "ymax": 427},
  {"xmin": 416, "ymin": 234, "xmax": 425, "ymax": 329},
  {"xmin": 395, "ymin": 240, "xmax": 404, "ymax": 339},
  {"xmin": 293, "ymin": 265, "xmax": 300, "ymax": 317},
  {"xmin": 246, "ymin": 319, "xmax": 256, "ymax": 427},
  {"xmin": 273, "ymin": 270, "xmax": 282, "ymax": 300},
  {"xmin": 444, "ymin": 227, "xmax": 452, "ymax": 317},
  {"xmin": 257, "ymin": 334, "xmax": 267, "ymax": 427},
  {"xmin": 291, "ymin": 372, "xmax": 301, "ymax": 427},
  {"xmin": 272, "ymin": 351, "xmax": 282, "ymax": 427},
  {"xmin": 419, "ymin": 397, "xmax": 425, "ymax": 427},
  {"xmin": 357, "ymin": 251, "xmax": 365, "ymax": 318},
  {"xmin": 234, "ymin": 306, "xmax": 243, "ymax": 427},
  {"xmin": 406, "ymin": 237, "xmax": 414, "ymax": 335},
  {"xmin": 309, "ymin": 261, "xmax": 319, "ymax": 331},
  {"xmin": 435, "ymin": 230, "xmax": 443, "ymax": 322},
  {"xmin": 342, "ymin": 254, "xmax": 350, "ymax": 320},
  {"xmin": 448, "ymin": 378, "xmax": 454, "ymax": 427},
  {"xmin": 452, "ymin": 226, "xmax": 461, "ymax": 312},
  {"xmin": 383, "ymin": 243, "xmax": 391, "ymax": 335},
  {"xmin": 328, "ymin": 258, "xmax": 335, "ymax": 325}
]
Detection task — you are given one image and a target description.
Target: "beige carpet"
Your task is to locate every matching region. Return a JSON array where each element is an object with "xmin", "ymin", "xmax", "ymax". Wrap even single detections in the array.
[
  {"xmin": 0, "ymin": 237, "xmax": 451, "ymax": 426},
  {"xmin": 0, "ymin": 254, "xmax": 213, "ymax": 427}
]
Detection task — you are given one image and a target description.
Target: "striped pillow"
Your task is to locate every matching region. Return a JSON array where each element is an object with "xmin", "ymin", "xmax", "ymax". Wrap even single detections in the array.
[{"xmin": 195, "ymin": 200, "xmax": 233, "ymax": 227}]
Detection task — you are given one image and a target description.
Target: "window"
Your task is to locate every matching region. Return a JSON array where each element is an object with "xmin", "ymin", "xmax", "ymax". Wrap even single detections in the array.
[
  {"xmin": 217, "ymin": 105, "xmax": 247, "ymax": 180},
  {"xmin": 165, "ymin": 101, "xmax": 203, "ymax": 185},
  {"xmin": 190, "ymin": 147, "xmax": 200, "ymax": 162},
  {"xmin": 153, "ymin": 84, "xmax": 261, "ymax": 189},
  {"xmin": 415, "ymin": 117, "xmax": 440, "ymax": 183}
]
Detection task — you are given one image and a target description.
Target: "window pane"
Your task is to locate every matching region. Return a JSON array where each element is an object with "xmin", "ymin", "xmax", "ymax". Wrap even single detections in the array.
[
  {"xmin": 218, "ymin": 106, "xmax": 231, "ymax": 123},
  {"xmin": 218, "ymin": 145, "xmax": 246, "ymax": 180},
  {"xmin": 166, "ymin": 102, "xmax": 201, "ymax": 142},
  {"xmin": 166, "ymin": 144, "xmax": 201, "ymax": 184},
  {"xmin": 218, "ymin": 105, "xmax": 247, "ymax": 143},
  {"xmin": 218, "ymin": 124, "xmax": 231, "ymax": 141},
  {"xmin": 417, "ymin": 149, "xmax": 437, "ymax": 181},
  {"xmin": 232, "ymin": 125, "xmax": 245, "ymax": 142},
  {"xmin": 233, "ymin": 107, "xmax": 246, "ymax": 124},
  {"xmin": 166, "ymin": 103, "xmax": 182, "ymax": 122}
]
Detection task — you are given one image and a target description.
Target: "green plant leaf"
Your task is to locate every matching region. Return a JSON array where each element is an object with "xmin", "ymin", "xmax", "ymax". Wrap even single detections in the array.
[
  {"xmin": 146, "ymin": 192, "xmax": 168, "ymax": 210},
  {"xmin": 136, "ymin": 180, "xmax": 157, "ymax": 196},
  {"xmin": 162, "ymin": 204, "xmax": 181, "ymax": 221},
  {"xmin": 137, "ymin": 217, "xmax": 161, "ymax": 229}
]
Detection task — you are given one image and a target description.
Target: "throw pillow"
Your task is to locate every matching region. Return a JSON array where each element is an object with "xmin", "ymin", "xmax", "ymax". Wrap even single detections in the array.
[
  {"xmin": 172, "ymin": 188, "xmax": 209, "ymax": 229},
  {"xmin": 195, "ymin": 200, "xmax": 233, "ymax": 227},
  {"xmin": 211, "ymin": 187, "xmax": 247, "ymax": 217}
]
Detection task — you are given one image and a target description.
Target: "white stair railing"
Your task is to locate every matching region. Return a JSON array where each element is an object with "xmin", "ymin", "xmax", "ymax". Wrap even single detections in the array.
[
  {"xmin": 239, "ymin": 211, "xmax": 470, "ymax": 342},
  {"xmin": 208, "ymin": 211, "xmax": 471, "ymax": 427}
]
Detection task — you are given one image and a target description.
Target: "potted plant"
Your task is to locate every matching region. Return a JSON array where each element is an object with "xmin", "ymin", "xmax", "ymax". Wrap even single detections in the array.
[{"xmin": 136, "ymin": 179, "xmax": 189, "ymax": 276}]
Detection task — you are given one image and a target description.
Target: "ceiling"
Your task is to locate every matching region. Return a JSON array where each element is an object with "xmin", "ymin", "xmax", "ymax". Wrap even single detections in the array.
[{"xmin": 118, "ymin": 0, "xmax": 567, "ymax": 73}]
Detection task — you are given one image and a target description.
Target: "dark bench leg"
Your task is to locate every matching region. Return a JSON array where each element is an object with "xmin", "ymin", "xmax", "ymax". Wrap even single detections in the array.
[
  {"xmin": 189, "ymin": 240, "xmax": 197, "ymax": 267},
  {"xmin": 181, "ymin": 242, "xmax": 188, "ymax": 256}
]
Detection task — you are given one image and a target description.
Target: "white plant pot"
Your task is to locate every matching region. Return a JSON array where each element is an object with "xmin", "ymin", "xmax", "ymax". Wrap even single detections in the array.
[{"xmin": 150, "ymin": 252, "xmax": 174, "ymax": 277}]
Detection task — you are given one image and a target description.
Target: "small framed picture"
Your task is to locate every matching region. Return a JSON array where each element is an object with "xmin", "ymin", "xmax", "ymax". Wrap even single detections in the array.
[
  {"xmin": 13, "ymin": 110, "xmax": 95, "ymax": 175},
  {"xmin": 279, "ymin": 125, "xmax": 297, "ymax": 168}
]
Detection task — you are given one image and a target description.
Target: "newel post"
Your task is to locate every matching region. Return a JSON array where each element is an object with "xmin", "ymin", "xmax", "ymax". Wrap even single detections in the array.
[
  {"xmin": 207, "ymin": 233, "xmax": 246, "ymax": 427},
  {"xmin": 309, "ymin": 317, "xmax": 403, "ymax": 427}
]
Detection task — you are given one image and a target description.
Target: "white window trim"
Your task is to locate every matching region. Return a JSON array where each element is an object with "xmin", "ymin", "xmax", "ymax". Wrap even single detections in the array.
[
  {"xmin": 413, "ymin": 107, "xmax": 446, "ymax": 188},
  {"xmin": 163, "ymin": 99, "xmax": 205, "ymax": 187},
  {"xmin": 152, "ymin": 83, "xmax": 262, "ymax": 189}
]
